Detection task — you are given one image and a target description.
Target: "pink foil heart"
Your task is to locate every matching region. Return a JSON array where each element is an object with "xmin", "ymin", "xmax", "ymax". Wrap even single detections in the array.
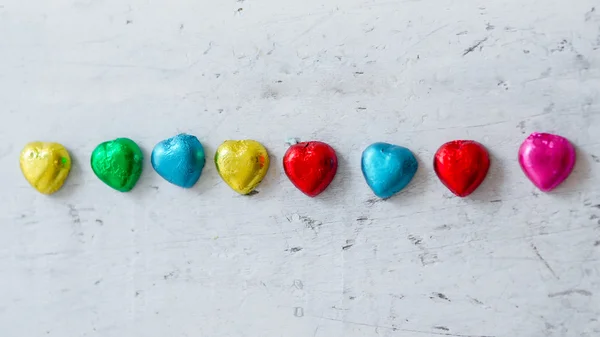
[{"xmin": 518, "ymin": 132, "xmax": 576, "ymax": 192}]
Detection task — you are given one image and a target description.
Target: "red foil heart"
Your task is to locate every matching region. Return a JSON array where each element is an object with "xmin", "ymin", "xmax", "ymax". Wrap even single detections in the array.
[
  {"xmin": 433, "ymin": 140, "xmax": 490, "ymax": 197},
  {"xmin": 283, "ymin": 141, "xmax": 338, "ymax": 197}
]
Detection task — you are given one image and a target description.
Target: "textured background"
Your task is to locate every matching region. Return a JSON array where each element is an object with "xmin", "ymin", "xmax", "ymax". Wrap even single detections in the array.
[{"xmin": 1, "ymin": 1, "xmax": 599, "ymax": 336}]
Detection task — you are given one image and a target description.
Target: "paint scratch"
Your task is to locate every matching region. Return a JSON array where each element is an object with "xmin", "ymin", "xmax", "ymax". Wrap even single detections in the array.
[
  {"xmin": 308, "ymin": 315, "xmax": 495, "ymax": 337},
  {"xmin": 531, "ymin": 244, "xmax": 559, "ymax": 279},
  {"xmin": 463, "ymin": 37, "xmax": 488, "ymax": 56},
  {"xmin": 548, "ymin": 289, "xmax": 592, "ymax": 297}
]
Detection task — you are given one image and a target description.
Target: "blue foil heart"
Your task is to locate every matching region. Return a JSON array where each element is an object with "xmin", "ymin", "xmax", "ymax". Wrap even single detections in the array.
[
  {"xmin": 361, "ymin": 142, "xmax": 418, "ymax": 199},
  {"xmin": 151, "ymin": 134, "xmax": 206, "ymax": 188}
]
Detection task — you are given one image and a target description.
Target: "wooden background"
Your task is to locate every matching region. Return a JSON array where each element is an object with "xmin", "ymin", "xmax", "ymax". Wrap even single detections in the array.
[{"xmin": 1, "ymin": 0, "xmax": 599, "ymax": 336}]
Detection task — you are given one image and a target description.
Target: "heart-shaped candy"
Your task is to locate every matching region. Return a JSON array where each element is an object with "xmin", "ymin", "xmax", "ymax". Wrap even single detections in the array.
[
  {"xmin": 433, "ymin": 140, "xmax": 490, "ymax": 197},
  {"xmin": 215, "ymin": 140, "xmax": 270, "ymax": 195},
  {"xmin": 283, "ymin": 141, "xmax": 338, "ymax": 197},
  {"xmin": 151, "ymin": 134, "xmax": 205, "ymax": 188},
  {"xmin": 91, "ymin": 138, "xmax": 143, "ymax": 192},
  {"xmin": 361, "ymin": 142, "xmax": 418, "ymax": 199},
  {"xmin": 518, "ymin": 132, "xmax": 575, "ymax": 192},
  {"xmin": 20, "ymin": 142, "xmax": 72, "ymax": 195}
]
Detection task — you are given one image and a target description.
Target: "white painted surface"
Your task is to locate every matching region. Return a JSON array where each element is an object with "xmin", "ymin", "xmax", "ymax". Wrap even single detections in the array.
[{"xmin": 1, "ymin": 1, "xmax": 599, "ymax": 336}]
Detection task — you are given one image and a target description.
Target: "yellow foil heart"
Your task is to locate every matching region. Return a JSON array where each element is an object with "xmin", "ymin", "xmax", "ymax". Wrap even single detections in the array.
[
  {"xmin": 215, "ymin": 140, "xmax": 270, "ymax": 195},
  {"xmin": 20, "ymin": 142, "xmax": 72, "ymax": 195}
]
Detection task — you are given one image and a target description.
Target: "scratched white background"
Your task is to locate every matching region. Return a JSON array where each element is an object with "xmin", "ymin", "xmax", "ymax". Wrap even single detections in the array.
[{"xmin": 0, "ymin": 0, "xmax": 599, "ymax": 336}]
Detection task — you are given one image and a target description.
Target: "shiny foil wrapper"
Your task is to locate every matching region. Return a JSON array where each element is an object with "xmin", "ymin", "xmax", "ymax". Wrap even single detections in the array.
[
  {"xmin": 214, "ymin": 140, "xmax": 270, "ymax": 195},
  {"xmin": 20, "ymin": 142, "xmax": 72, "ymax": 195},
  {"xmin": 518, "ymin": 132, "xmax": 575, "ymax": 191},
  {"xmin": 433, "ymin": 140, "xmax": 490, "ymax": 197},
  {"xmin": 283, "ymin": 141, "xmax": 338, "ymax": 197},
  {"xmin": 361, "ymin": 142, "xmax": 418, "ymax": 199},
  {"xmin": 151, "ymin": 134, "xmax": 206, "ymax": 188},
  {"xmin": 91, "ymin": 138, "xmax": 143, "ymax": 192}
]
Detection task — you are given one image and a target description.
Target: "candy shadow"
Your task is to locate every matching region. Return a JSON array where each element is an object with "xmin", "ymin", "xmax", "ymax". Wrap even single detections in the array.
[
  {"xmin": 551, "ymin": 144, "xmax": 590, "ymax": 194},
  {"xmin": 250, "ymin": 151, "xmax": 280, "ymax": 198},
  {"xmin": 53, "ymin": 146, "xmax": 85, "ymax": 199},
  {"xmin": 193, "ymin": 143, "xmax": 221, "ymax": 195},
  {"xmin": 381, "ymin": 152, "xmax": 431, "ymax": 205},
  {"xmin": 469, "ymin": 148, "xmax": 506, "ymax": 201},
  {"xmin": 323, "ymin": 151, "xmax": 348, "ymax": 199},
  {"xmin": 128, "ymin": 144, "xmax": 153, "ymax": 198}
]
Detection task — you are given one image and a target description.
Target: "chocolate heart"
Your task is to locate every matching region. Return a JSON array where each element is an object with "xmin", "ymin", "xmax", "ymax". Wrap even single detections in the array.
[
  {"xmin": 283, "ymin": 141, "xmax": 338, "ymax": 197},
  {"xmin": 151, "ymin": 134, "xmax": 205, "ymax": 188},
  {"xmin": 433, "ymin": 140, "xmax": 490, "ymax": 197},
  {"xmin": 361, "ymin": 142, "xmax": 418, "ymax": 199},
  {"xmin": 518, "ymin": 132, "xmax": 576, "ymax": 191},
  {"xmin": 215, "ymin": 140, "xmax": 270, "ymax": 195},
  {"xmin": 20, "ymin": 142, "xmax": 71, "ymax": 195},
  {"xmin": 91, "ymin": 138, "xmax": 143, "ymax": 192}
]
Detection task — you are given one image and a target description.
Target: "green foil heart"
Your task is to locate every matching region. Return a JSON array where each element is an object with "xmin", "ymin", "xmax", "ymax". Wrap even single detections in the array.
[{"xmin": 90, "ymin": 138, "xmax": 143, "ymax": 192}]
